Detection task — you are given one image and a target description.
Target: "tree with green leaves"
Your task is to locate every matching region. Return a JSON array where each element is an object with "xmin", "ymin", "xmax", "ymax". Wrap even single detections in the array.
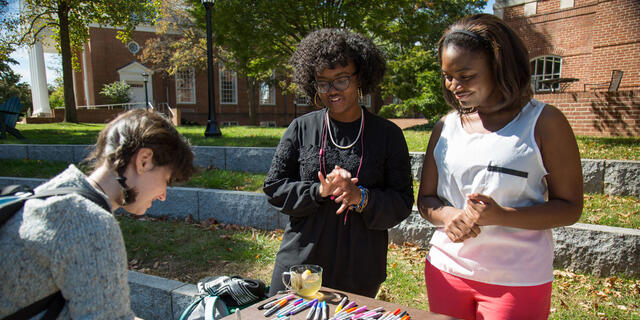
[
  {"xmin": 1, "ymin": 0, "xmax": 157, "ymax": 122},
  {"xmin": 144, "ymin": 0, "xmax": 486, "ymax": 122},
  {"xmin": 0, "ymin": 54, "xmax": 33, "ymax": 115}
]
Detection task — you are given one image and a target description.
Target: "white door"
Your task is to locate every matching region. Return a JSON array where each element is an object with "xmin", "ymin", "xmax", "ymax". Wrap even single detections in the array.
[{"xmin": 128, "ymin": 82, "xmax": 146, "ymax": 106}]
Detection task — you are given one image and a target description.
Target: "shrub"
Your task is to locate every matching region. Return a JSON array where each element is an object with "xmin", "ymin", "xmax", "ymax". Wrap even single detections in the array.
[{"xmin": 100, "ymin": 81, "xmax": 131, "ymax": 104}]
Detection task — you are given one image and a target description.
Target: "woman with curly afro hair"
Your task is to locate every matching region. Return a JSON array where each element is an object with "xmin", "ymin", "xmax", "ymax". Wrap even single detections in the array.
[{"xmin": 264, "ymin": 28, "xmax": 413, "ymax": 297}]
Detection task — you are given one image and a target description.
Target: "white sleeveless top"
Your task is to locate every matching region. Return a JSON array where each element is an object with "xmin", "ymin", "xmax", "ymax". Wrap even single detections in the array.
[{"xmin": 427, "ymin": 99, "xmax": 553, "ymax": 286}]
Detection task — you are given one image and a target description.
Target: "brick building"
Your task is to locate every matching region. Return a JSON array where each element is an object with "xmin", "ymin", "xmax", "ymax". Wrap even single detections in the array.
[
  {"xmin": 494, "ymin": 0, "xmax": 640, "ymax": 136},
  {"xmin": 62, "ymin": 25, "xmax": 380, "ymax": 127}
]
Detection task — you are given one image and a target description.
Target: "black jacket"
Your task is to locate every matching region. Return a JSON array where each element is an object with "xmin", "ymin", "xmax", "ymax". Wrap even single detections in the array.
[{"xmin": 264, "ymin": 107, "xmax": 413, "ymax": 297}]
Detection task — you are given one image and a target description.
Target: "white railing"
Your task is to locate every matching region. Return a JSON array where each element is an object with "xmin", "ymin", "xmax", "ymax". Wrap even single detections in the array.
[
  {"xmin": 74, "ymin": 101, "xmax": 175, "ymax": 120},
  {"xmin": 76, "ymin": 102, "xmax": 148, "ymax": 110},
  {"xmin": 155, "ymin": 102, "xmax": 175, "ymax": 118}
]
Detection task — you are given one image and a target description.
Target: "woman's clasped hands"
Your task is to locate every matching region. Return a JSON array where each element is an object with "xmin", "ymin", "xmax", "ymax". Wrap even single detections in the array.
[
  {"xmin": 318, "ymin": 165, "xmax": 362, "ymax": 214},
  {"xmin": 444, "ymin": 193, "xmax": 505, "ymax": 242}
]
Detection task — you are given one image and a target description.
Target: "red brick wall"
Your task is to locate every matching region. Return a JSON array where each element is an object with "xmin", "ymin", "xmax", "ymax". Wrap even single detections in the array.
[
  {"xmin": 535, "ymin": 90, "xmax": 640, "ymax": 136},
  {"xmin": 504, "ymin": 0, "xmax": 640, "ymax": 92}
]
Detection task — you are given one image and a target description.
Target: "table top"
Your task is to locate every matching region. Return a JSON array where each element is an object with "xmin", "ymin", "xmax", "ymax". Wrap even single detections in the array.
[{"xmin": 221, "ymin": 287, "xmax": 456, "ymax": 320}]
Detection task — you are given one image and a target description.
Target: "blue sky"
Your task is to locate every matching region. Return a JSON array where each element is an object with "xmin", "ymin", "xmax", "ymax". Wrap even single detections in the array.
[{"xmin": 9, "ymin": 0, "xmax": 494, "ymax": 86}]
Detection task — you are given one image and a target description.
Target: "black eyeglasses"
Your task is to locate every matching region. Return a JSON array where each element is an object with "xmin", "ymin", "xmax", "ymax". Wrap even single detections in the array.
[{"xmin": 314, "ymin": 73, "xmax": 356, "ymax": 94}]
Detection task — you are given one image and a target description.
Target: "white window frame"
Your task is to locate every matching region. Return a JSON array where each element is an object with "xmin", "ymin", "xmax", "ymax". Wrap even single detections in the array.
[
  {"xmin": 219, "ymin": 65, "xmax": 238, "ymax": 104},
  {"xmin": 259, "ymin": 76, "xmax": 276, "ymax": 106},
  {"xmin": 260, "ymin": 121, "xmax": 277, "ymax": 127},
  {"xmin": 530, "ymin": 55, "xmax": 562, "ymax": 93},
  {"xmin": 294, "ymin": 95, "xmax": 310, "ymax": 106},
  {"xmin": 175, "ymin": 67, "xmax": 196, "ymax": 104}
]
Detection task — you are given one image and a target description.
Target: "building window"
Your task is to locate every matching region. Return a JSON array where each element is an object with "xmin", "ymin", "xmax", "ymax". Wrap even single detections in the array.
[
  {"xmin": 219, "ymin": 65, "xmax": 238, "ymax": 104},
  {"xmin": 259, "ymin": 80, "xmax": 276, "ymax": 105},
  {"xmin": 127, "ymin": 41, "xmax": 140, "ymax": 55},
  {"xmin": 294, "ymin": 95, "xmax": 310, "ymax": 106},
  {"xmin": 175, "ymin": 67, "xmax": 196, "ymax": 104},
  {"xmin": 260, "ymin": 121, "xmax": 277, "ymax": 127},
  {"xmin": 222, "ymin": 121, "xmax": 239, "ymax": 126},
  {"xmin": 530, "ymin": 56, "xmax": 562, "ymax": 93}
]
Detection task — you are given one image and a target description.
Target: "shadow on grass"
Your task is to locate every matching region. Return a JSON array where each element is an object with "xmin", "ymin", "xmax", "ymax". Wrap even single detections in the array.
[
  {"xmin": 6, "ymin": 123, "xmax": 105, "ymax": 145},
  {"xmin": 403, "ymin": 122, "xmax": 435, "ymax": 131},
  {"xmin": 182, "ymin": 135, "xmax": 282, "ymax": 148},
  {"xmin": 119, "ymin": 215, "xmax": 279, "ymax": 284}
]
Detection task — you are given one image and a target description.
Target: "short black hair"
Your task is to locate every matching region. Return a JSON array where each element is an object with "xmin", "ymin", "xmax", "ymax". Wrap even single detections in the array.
[
  {"xmin": 438, "ymin": 13, "xmax": 533, "ymax": 113},
  {"xmin": 290, "ymin": 28, "xmax": 386, "ymax": 101}
]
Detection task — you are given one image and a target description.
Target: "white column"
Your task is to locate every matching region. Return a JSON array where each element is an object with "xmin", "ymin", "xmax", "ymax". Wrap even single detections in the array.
[
  {"xmin": 28, "ymin": 41, "xmax": 52, "ymax": 117},
  {"xmin": 82, "ymin": 43, "xmax": 91, "ymax": 107}
]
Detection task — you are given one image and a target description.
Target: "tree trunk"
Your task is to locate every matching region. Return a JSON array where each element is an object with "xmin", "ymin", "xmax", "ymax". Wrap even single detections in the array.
[
  {"xmin": 246, "ymin": 77, "xmax": 257, "ymax": 125},
  {"xmin": 58, "ymin": 1, "xmax": 77, "ymax": 123}
]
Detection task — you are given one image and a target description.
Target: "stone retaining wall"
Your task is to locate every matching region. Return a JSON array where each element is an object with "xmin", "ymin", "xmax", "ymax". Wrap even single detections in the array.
[
  {"xmin": 0, "ymin": 144, "xmax": 638, "ymax": 196},
  {"xmin": 2, "ymin": 177, "xmax": 638, "ymax": 278}
]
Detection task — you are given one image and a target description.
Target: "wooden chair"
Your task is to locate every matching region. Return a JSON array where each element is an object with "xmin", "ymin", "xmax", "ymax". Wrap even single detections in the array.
[
  {"xmin": 584, "ymin": 70, "xmax": 624, "ymax": 92},
  {"xmin": 0, "ymin": 96, "xmax": 26, "ymax": 139}
]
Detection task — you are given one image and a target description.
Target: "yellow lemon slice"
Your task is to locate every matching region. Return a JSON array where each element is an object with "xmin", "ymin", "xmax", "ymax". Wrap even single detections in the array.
[{"xmin": 301, "ymin": 269, "xmax": 312, "ymax": 281}]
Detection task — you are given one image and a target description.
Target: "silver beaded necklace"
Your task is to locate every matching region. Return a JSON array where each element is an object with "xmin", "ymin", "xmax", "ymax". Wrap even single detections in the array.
[{"xmin": 325, "ymin": 107, "xmax": 364, "ymax": 149}]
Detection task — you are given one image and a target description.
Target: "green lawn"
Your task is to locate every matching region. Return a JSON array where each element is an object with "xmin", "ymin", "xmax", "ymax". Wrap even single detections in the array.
[{"xmin": 6, "ymin": 123, "xmax": 640, "ymax": 160}]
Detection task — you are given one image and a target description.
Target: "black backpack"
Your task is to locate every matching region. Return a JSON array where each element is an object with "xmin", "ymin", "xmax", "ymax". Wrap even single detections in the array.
[{"xmin": 0, "ymin": 184, "xmax": 110, "ymax": 320}]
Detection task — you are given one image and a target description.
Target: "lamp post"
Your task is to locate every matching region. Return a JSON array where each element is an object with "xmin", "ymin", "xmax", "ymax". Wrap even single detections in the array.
[
  {"xmin": 202, "ymin": 0, "xmax": 221, "ymax": 137},
  {"xmin": 141, "ymin": 72, "xmax": 149, "ymax": 109}
]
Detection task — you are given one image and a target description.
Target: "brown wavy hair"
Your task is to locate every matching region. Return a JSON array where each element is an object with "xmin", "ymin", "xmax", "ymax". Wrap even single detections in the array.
[
  {"xmin": 87, "ymin": 109, "xmax": 195, "ymax": 205},
  {"xmin": 438, "ymin": 13, "xmax": 532, "ymax": 114}
]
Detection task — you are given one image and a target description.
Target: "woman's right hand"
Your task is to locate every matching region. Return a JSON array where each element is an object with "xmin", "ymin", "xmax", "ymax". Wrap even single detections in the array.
[{"xmin": 443, "ymin": 207, "xmax": 481, "ymax": 243}]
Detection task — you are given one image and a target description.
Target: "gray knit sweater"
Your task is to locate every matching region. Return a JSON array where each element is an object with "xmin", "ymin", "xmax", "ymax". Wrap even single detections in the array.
[{"xmin": 0, "ymin": 165, "xmax": 136, "ymax": 319}]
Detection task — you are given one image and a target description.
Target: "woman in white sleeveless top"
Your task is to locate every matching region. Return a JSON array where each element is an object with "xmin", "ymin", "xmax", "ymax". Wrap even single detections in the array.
[{"xmin": 417, "ymin": 14, "xmax": 583, "ymax": 320}]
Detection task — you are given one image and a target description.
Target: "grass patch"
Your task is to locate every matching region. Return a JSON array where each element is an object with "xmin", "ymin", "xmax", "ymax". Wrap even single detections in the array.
[
  {"xmin": 0, "ymin": 159, "xmax": 73, "ymax": 178},
  {"xmin": 118, "ymin": 214, "xmax": 280, "ymax": 284},
  {"xmin": 0, "ymin": 159, "xmax": 265, "ymax": 192},
  {"xmin": 187, "ymin": 168, "xmax": 266, "ymax": 192},
  {"xmin": 7, "ymin": 123, "xmax": 639, "ymax": 160},
  {"xmin": 118, "ymin": 215, "xmax": 640, "ymax": 319},
  {"xmin": 582, "ymin": 194, "xmax": 640, "ymax": 229}
]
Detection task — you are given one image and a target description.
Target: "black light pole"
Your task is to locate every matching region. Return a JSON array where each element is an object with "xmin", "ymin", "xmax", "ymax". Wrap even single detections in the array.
[
  {"xmin": 203, "ymin": 0, "xmax": 221, "ymax": 137},
  {"xmin": 141, "ymin": 72, "xmax": 149, "ymax": 109}
]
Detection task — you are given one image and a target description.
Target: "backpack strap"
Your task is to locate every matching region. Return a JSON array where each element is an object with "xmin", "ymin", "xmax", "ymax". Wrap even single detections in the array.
[
  {"xmin": 2, "ymin": 291, "xmax": 64, "ymax": 320},
  {"xmin": 32, "ymin": 187, "xmax": 110, "ymax": 212}
]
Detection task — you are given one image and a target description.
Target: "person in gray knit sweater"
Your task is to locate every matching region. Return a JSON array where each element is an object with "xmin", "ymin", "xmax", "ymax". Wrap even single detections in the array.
[{"xmin": 0, "ymin": 109, "xmax": 195, "ymax": 319}]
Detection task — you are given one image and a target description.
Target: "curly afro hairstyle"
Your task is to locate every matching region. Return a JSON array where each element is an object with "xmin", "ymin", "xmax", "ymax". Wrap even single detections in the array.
[{"xmin": 290, "ymin": 28, "xmax": 386, "ymax": 101}]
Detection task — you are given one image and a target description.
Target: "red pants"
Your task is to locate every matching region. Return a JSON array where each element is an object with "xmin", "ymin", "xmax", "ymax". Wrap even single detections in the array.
[{"xmin": 425, "ymin": 259, "xmax": 551, "ymax": 320}]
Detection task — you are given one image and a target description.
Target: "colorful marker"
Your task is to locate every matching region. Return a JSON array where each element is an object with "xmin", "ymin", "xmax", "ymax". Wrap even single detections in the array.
[
  {"xmin": 263, "ymin": 294, "xmax": 295, "ymax": 310},
  {"xmin": 335, "ymin": 297, "xmax": 348, "ymax": 314},
  {"xmin": 277, "ymin": 298, "xmax": 304, "ymax": 316},
  {"xmin": 290, "ymin": 298, "xmax": 317, "ymax": 315},
  {"xmin": 306, "ymin": 300, "xmax": 318, "ymax": 320},
  {"xmin": 263, "ymin": 299, "xmax": 287, "ymax": 317}
]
